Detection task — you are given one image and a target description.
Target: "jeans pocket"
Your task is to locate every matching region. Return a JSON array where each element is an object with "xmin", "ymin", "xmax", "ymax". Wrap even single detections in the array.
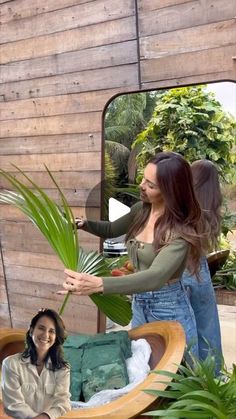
[{"xmin": 149, "ymin": 304, "xmax": 176, "ymax": 321}]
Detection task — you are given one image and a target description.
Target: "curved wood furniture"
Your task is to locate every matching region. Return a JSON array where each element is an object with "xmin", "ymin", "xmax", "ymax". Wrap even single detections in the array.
[
  {"xmin": 207, "ymin": 249, "xmax": 230, "ymax": 278},
  {"xmin": 0, "ymin": 321, "xmax": 185, "ymax": 419}
]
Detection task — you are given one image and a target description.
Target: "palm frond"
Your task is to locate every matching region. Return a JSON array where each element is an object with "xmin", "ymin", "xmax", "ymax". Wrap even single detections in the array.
[{"xmin": 0, "ymin": 166, "xmax": 131, "ymax": 326}]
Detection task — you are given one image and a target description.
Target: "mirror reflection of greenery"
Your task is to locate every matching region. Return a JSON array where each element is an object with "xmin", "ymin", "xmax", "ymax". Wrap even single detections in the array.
[
  {"xmin": 104, "ymin": 85, "xmax": 235, "ymax": 185},
  {"xmin": 104, "ymin": 84, "xmax": 236, "ymax": 239},
  {"xmin": 134, "ymin": 85, "xmax": 235, "ymax": 183},
  {"xmin": 212, "ymin": 251, "xmax": 236, "ymax": 291}
]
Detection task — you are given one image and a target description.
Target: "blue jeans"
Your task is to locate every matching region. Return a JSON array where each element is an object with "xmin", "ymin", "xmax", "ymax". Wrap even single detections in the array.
[
  {"xmin": 182, "ymin": 257, "xmax": 222, "ymax": 373},
  {"xmin": 132, "ymin": 281, "xmax": 199, "ymax": 358}
]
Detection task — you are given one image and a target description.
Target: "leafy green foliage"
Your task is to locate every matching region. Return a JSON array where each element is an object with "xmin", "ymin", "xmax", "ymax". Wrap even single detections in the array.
[
  {"xmin": 105, "ymin": 92, "xmax": 161, "ymax": 149},
  {"xmin": 0, "ymin": 166, "xmax": 131, "ymax": 326},
  {"xmin": 103, "ymin": 151, "xmax": 117, "ymax": 220},
  {"xmin": 0, "ymin": 165, "xmax": 78, "ymax": 270},
  {"xmin": 144, "ymin": 354, "xmax": 236, "ymax": 418},
  {"xmin": 221, "ymin": 211, "xmax": 236, "ymax": 237},
  {"xmin": 133, "ymin": 86, "xmax": 236, "ymax": 183},
  {"xmin": 212, "ymin": 251, "xmax": 236, "ymax": 291}
]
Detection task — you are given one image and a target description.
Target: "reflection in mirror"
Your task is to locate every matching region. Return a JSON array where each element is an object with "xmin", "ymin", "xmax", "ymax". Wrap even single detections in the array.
[
  {"xmin": 103, "ymin": 82, "xmax": 236, "ymax": 230},
  {"xmin": 103, "ymin": 82, "xmax": 236, "ymax": 362}
]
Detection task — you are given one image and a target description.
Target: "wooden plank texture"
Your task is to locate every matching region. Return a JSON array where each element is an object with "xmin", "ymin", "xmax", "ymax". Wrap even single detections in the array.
[
  {"xmin": 0, "ymin": 205, "xmax": 100, "ymax": 221},
  {"xmin": 0, "ymin": 305, "xmax": 11, "ymax": 327},
  {"xmin": 0, "ymin": 40, "xmax": 137, "ymax": 84},
  {"xmin": 138, "ymin": 0, "xmax": 193, "ymax": 12},
  {"xmin": 0, "ymin": 187, "xmax": 101, "ymax": 207},
  {"xmin": 3, "ymin": 251, "xmax": 63, "ymax": 270},
  {"xmin": 0, "ymin": 0, "xmax": 102, "ymax": 25},
  {"xmin": 0, "ymin": 16, "xmax": 137, "ymax": 64},
  {"xmin": 0, "ymin": 64, "xmax": 138, "ymax": 101},
  {"xmin": 0, "ymin": 112, "xmax": 102, "ymax": 137},
  {"xmin": 140, "ymin": 20, "xmax": 236, "ymax": 59},
  {"xmin": 0, "ymin": 240, "xmax": 10, "ymax": 326},
  {"xmin": 8, "ymin": 295, "xmax": 98, "ymax": 334},
  {"xmin": 138, "ymin": 0, "xmax": 236, "ymax": 36},
  {"xmin": 0, "ymin": 221, "xmax": 100, "ymax": 253},
  {"xmin": 0, "ymin": 170, "xmax": 101, "ymax": 189},
  {"xmin": 0, "ymin": 152, "xmax": 101, "ymax": 171},
  {"xmin": 0, "ymin": 0, "xmax": 135, "ymax": 44},
  {"xmin": 141, "ymin": 71, "xmax": 236, "ymax": 90},
  {"xmin": 140, "ymin": 45, "xmax": 236, "ymax": 83},
  {"xmin": 0, "ymin": 87, "xmax": 136, "ymax": 121},
  {"xmin": 0, "ymin": 133, "xmax": 101, "ymax": 154}
]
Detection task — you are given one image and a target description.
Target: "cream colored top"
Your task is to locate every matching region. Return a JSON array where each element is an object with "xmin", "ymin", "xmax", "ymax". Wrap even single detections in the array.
[{"xmin": 2, "ymin": 353, "xmax": 71, "ymax": 419}]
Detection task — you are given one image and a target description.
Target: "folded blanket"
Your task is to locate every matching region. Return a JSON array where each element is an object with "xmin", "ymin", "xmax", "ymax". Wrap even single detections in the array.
[{"xmin": 71, "ymin": 338, "xmax": 151, "ymax": 409}]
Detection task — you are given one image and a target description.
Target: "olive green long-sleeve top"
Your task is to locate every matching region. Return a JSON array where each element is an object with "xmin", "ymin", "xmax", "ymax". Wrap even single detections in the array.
[{"xmin": 83, "ymin": 202, "xmax": 188, "ymax": 295}]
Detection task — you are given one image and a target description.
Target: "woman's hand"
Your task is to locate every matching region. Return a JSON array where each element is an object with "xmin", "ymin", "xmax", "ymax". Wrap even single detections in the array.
[
  {"xmin": 57, "ymin": 269, "xmax": 104, "ymax": 296},
  {"xmin": 75, "ymin": 217, "xmax": 85, "ymax": 229}
]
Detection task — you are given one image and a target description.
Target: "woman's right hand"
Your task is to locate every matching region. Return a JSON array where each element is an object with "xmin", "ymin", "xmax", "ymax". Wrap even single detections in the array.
[{"xmin": 75, "ymin": 217, "xmax": 85, "ymax": 229}]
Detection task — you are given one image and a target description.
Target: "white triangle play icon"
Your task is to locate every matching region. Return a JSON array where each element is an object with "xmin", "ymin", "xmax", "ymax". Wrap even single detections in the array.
[{"xmin": 108, "ymin": 197, "xmax": 130, "ymax": 221}]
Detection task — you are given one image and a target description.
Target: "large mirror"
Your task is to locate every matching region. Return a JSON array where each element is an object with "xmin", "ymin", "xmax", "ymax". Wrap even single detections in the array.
[
  {"xmin": 102, "ymin": 81, "xmax": 236, "ymax": 262},
  {"xmin": 102, "ymin": 80, "xmax": 236, "ymax": 358},
  {"xmin": 104, "ymin": 82, "xmax": 235, "ymax": 207}
]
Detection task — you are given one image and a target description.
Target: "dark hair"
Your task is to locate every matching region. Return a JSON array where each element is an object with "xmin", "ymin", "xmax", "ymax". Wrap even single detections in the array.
[
  {"xmin": 191, "ymin": 159, "xmax": 222, "ymax": 251},
  {"xmin": 126, "ymin": 152, "xmax": 203, "ymax": 273},
  {"xmin": 21, "ymin": 308, "xmax": 68, "ymax": 371}
]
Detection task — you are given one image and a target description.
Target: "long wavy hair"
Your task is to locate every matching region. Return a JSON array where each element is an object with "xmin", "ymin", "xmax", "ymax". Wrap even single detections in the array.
[
  {"xmin": 21, "ymin": 308, "xmax": 68, "ymax": 371},
  {"xmin": 126, "ymin": 152, "xmax": 203, "ymax": 273},
  {"xmin": 191, "ymin": 159, "xmax": 222, "ymax": 251}
]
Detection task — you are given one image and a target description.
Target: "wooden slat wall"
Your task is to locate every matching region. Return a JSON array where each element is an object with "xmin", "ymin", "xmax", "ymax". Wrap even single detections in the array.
[
  {"xmin": 138, "ymin": 0, "xmax": 236, "ymax": 89},
  {"xmin": 0, "ymin": 0, "xmax": 235, "ymax": 333}
]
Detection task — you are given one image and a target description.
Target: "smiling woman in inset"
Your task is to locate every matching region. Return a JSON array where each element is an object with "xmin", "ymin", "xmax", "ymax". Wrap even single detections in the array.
[
  {"xmin": 1, "ymin": 308, "xmax": 71, "ymax": 419},
  {"xmin": 59, "ymin": 152, "xmax": 204, "ymax": 358}
]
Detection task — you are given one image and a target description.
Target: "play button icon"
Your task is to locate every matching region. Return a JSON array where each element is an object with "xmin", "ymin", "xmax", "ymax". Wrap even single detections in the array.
[{"xmin": 108, "ymin": 197, "xmax": 130, "ymax": 221}]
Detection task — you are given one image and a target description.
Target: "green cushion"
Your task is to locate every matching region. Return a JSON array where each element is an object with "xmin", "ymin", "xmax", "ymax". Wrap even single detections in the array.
[
  {"xmin": 63, "ymin": 331, "xmax": 131, "ymax": 402},
  {"xmin": 81, "ymin": 342, "xmax": 129, "ymax": 401}
]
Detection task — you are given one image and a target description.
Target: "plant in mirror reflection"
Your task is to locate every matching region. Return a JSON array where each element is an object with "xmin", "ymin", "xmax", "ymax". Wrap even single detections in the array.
[{"xmin": 0, "ymin": 165, "xmax": 131, "ymax": 326}]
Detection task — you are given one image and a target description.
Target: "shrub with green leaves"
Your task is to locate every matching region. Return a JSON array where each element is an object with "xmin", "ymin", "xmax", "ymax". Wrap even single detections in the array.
[
  {"xmin": 144, "ymin": 354, "xmax": 236, "ymax": 418},
  {"xmin": 212, "ymin": 251, "xmax": 236, "ymax": 291},
  {"xmin": 133, "ymin": 85, "xmax": 236, "ymax": 183},
  {"xmin": 0, "ymin": 165, "xmax": 131, "ymax": 326}
]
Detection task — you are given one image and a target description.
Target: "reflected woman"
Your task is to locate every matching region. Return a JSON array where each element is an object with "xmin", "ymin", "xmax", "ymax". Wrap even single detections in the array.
[{"xmin": 182, "ymin": 160, "xmax": 223, "ymax": 372}]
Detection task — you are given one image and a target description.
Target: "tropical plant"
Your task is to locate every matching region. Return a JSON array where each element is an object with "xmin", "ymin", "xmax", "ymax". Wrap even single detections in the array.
[
  {"xmin": 105, "ymin": 91, "xmax": 161, "ymax": 149},
  {"xmin": 0, "ymin": 165, "xmax": 132, "ymax": 326},
  {"xmin": 133, "ymin": 85, "xmax": 236, "ymax": 183},
  {"xmin": 212, "ymin": 251, "xmax": 236, "ymax": 291},
  {"xmin": 105, "ymin": 141, "xmax": 130, "ymax": 186},
  {"xmin": 103, "ymin": 151, "xmax": 117, "ymax": 220},
  {"xmin": 145, "ymin": 354, "xmax": 236, "ymax": 418}
]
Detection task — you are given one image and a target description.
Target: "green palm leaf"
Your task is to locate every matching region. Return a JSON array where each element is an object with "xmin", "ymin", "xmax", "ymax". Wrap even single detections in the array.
[{"xmin": 0, "ymin": 166, "xmax": 131, "ymax": 326}]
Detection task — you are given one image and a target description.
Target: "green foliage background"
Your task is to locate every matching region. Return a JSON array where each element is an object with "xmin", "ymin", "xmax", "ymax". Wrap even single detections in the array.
[{"xmin": 133, "ymin": 86, "xmax": 236, "ymax": 183}]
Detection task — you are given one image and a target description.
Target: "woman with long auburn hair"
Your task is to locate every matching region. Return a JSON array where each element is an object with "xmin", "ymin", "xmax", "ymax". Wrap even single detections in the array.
[
  {"xmin": 182, "ymin": 159, "xmax": 223, "ymax": 373},
  {"xmin": 59, "ymin": 152, "xmax": 203, "ymax": 357}
]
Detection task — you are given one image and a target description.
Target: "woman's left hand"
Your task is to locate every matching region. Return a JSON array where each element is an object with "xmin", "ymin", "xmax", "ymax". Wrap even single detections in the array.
[{"xmin": 57, "ymin": 269, "xmax": 104, "ymax": 296}]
